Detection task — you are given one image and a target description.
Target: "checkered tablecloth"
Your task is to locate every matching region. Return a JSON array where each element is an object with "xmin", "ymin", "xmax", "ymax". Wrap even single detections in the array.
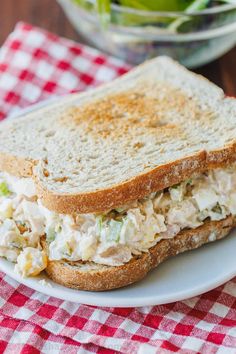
[{"xmin": 0, "ymin": 22, "xmax": 236, "ymax": 354}]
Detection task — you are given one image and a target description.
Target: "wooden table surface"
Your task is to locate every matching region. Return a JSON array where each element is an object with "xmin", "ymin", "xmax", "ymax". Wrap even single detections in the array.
[{"xmin": 1, "ymin": 0, "xmax": 236, "ymax": 95}]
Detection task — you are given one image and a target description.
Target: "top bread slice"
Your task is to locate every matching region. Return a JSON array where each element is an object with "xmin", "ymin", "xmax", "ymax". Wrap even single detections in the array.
[{"xmin": 0, "ymin": 56, "xmax": 236, "ymax": 214}]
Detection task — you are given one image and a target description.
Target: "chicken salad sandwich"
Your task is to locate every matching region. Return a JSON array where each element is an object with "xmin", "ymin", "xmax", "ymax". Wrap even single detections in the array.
[{"xmin": 0, "ymin": 56, "xmax": 236, "ymax": 290}]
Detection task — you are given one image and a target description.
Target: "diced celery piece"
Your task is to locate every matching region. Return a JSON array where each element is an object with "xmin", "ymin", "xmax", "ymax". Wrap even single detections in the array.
[
  {"xmin": 0, "ymin": 182, "xmax": 10, "ymax": 197},
  {"xmin": 108, "ymin": 219, "xmax": 123, "ymax": 242}
]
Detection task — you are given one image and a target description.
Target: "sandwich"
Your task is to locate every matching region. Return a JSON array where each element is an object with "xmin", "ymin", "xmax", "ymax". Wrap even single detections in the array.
[{"xmin": 0, "ymin": 56, "xmax": 236, "ymax": 291}]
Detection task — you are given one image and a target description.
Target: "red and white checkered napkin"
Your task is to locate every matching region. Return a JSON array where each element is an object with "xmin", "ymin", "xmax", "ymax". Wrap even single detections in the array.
[{"xmin": 0, "ymin": 22, "xmax": 236, "ymax": 354}]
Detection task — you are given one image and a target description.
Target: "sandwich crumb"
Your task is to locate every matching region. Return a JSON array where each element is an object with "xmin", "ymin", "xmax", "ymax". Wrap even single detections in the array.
[{"xmin": 39, "ymin": 279, "xmax": 52, "ymax": 287}]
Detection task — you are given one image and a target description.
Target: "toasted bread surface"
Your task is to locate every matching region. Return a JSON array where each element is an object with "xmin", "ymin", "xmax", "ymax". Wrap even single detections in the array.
[
  {"xmin": 43, "ymin": 215, "xmax": 235, "ymax": 291},
  {"xmin": 1, "ymin": 57, "xmax": 236, "ymax": 213}
]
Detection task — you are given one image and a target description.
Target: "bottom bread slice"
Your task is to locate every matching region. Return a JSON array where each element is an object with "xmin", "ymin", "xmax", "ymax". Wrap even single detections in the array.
[{"xmin": 43, "ymin": 215, "xmax": 236, "ymax": 291}]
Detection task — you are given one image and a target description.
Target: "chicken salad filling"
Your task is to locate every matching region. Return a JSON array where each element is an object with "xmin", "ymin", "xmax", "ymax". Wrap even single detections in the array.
[{"xmin": 0, "ymin": 164, "xmax": 236, "ymax": 277}]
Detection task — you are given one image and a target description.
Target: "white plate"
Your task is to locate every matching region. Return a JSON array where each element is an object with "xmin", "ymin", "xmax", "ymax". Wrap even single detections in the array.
[{"xmin": 1, "ymin": 101, "xmax": 236, "ymax": 307}]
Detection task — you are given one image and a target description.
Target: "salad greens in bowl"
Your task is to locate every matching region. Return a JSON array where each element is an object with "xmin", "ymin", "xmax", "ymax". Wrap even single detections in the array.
[{"xmin": 58, "ymin": 0, "xmax": 236, "ymax": 67}]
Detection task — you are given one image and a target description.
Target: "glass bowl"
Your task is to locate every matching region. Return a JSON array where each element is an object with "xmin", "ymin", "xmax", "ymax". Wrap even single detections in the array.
[{"xmin": 57, "ymin": 0, "xmax": 236, "ymax": 67}]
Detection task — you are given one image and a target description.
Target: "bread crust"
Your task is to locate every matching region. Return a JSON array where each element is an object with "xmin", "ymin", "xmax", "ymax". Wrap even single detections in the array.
[
  {"xmin": 0, "ymin": 151, "xmax": 34, "ymax": 177},
  {"xmin": 1, "ymin": 146, "xmax": 236, "ymax": 215},
  {"xmin": 37, "ymin": 146, "xmax": 236, "ymax": 214},
  {"xmin": 44, "ymin": 215, "xmax": 235, "ymax": 291}
]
